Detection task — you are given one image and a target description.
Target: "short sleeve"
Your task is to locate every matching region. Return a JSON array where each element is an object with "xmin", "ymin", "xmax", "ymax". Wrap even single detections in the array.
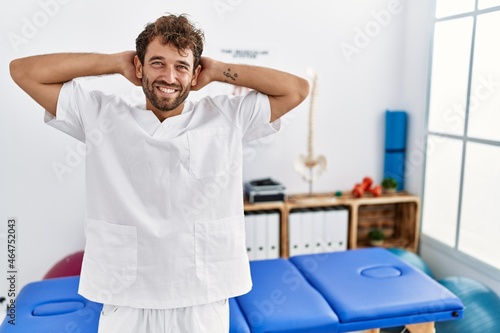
[
  {"xmin": 44, "ymin": 80, "xmax": 100, "ymax": 143},
  {"xmin": 210, "ymin": 91, "xmax": 281, "ymax": 144}
]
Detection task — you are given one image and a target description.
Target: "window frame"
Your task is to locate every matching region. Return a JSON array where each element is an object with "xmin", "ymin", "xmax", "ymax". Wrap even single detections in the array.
[{"xmin": 421, "ymin": 0, "xmax": 500, "ymax": 280}]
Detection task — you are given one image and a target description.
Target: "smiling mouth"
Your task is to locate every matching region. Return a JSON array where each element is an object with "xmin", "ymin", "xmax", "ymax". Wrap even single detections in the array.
[{"xmin": 156, "ymin": 86, "xmax": 178, "ymax": 95}]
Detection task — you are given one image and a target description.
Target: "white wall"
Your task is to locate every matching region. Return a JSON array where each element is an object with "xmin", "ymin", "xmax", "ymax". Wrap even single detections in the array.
[
  {"xmin": 0, "ymin": 0, "xmax": 431, "ymax": 292},
  {"xmin": 399, "ymin": 0, "xmax": 434, "ymax": 196}
]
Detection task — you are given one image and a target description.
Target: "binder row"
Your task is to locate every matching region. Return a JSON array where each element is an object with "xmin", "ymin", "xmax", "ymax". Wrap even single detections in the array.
[
  {"xmin": 244, "ymin": 207, "xmax": 349, "ymax": 260},
  {"xmin": 245, "ymin": 210, "xmax": 281, "ymax": 260},
  {"xmin": 289, "ymin": 207, "xmax": 348, "ymax": 257}
]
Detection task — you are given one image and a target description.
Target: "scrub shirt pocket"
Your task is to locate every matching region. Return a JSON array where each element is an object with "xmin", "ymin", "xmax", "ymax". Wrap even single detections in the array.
[
  {"xmin": 187, "ymin": 127, "xmax": 229, "ymax": 179},
  {"xmin": 84, "ymin": 218, "xmax": 138, "ymax": 288},
  {"xmin": 195, "ymin": 216, "xmax": 247, "ymax": 283}
]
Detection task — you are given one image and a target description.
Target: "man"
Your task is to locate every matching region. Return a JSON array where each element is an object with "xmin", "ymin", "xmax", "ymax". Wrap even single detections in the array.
[{"xmin": 10, "ymin": 14, "xmax": 309, "ymax": 333}]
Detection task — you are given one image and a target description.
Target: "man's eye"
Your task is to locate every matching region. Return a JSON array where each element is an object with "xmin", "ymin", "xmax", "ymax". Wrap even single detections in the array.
[{"xmin": 152, "ymin": 61, "xmax": 163, "ymax": 66}]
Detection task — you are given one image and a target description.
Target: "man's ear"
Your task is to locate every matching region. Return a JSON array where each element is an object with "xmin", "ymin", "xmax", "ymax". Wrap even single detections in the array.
[
  {"xmin": 191, "ymin": 64, "xmax": 202, "ymax": 87},
  {"xmin": 134, "ymin": 55, "xmax": 143, "ymax": 79}
]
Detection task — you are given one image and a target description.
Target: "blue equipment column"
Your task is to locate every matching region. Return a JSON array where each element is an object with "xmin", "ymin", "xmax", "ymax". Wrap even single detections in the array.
[{"xmin": 384, "ymin": 110, "xmax": 407, "ymax": 191}]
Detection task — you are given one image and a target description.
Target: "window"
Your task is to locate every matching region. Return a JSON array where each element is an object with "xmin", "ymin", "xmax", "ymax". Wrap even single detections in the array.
[
  {"xmin": 423, "ymin": 1, "xmax": 500, "ymax": 271},
  {"xmin": 478, "ymin": 0, "xmax": 500, "ymax": 10},
  {"xmin": 434, "ymin": 0, "xmax": 475, "ymax": 18}
]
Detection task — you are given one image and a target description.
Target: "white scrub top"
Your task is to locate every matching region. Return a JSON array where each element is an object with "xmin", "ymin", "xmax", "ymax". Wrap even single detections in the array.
[{"xmin": 45, "ymin": 80, "xmax": 280, "ymax": 309}]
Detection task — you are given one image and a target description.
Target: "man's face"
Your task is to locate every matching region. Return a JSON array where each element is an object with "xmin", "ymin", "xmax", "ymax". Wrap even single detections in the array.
[{"xmin": 135, "ymin": 37, "xmax": 200, "ymax": 120}]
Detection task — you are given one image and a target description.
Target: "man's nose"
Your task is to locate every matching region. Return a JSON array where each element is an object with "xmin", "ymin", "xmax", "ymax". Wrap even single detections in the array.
[{"xmin": 160, "ymin": 66, "xmax": 177, "ymax": 84}]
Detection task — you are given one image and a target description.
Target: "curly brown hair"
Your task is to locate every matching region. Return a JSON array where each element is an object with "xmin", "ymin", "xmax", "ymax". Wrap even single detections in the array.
[{"xmin": 136, "ymin": 14, "xmax": 204, "ymax": 71}]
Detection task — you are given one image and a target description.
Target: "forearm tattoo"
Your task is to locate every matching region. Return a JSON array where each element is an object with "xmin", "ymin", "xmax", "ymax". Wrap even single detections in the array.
[{"xmin": 223, "ymin": 68, "xmax": 238, "ymax": 83}]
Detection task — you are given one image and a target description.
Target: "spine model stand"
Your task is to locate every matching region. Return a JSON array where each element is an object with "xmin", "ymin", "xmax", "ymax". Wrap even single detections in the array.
[{"xmin": 294, "ymin": 69, "xmax": 327, "ymax": 195}]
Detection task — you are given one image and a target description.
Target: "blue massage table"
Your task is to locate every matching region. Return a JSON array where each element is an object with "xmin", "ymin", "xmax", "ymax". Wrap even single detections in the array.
[
  {"xmin": 0, "ymin": 274, "xmax": 102, "ymax": 333},
  {"xmin": 0, "ymin": 248, "xmax": 463, "ymax": 332}
]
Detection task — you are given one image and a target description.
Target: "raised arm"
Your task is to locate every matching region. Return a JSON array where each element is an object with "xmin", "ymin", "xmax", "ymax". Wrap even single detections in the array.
[
  {"xmin": 192, "ymin": 57, "xmax": 310, "ymax": 122},
  {"xmin": 9, "ymin": 52, "xmax": 140, "ymax": 116}
]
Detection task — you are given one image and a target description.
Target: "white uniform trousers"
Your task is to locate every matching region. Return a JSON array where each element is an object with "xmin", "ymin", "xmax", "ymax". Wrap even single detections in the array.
[{"xmin": 97, "ymin": 299, "xmax": 229, "ymax": 333}]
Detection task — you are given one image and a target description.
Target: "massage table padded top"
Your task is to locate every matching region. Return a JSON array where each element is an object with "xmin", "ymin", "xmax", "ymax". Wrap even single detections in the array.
[
  {"xmin": 0, "ymin": 276, "xmax": 102, "ymax": 333},
  {"xmin": 2, "ymin": 275, "xmax": 250, "ymax": 333},
  {"xmin": 289, "ymin": 248, "xmax": 464, "ymax": 331},
  {"xmin": 229, "ymin": 297, "xmax": 251, "ymax": 333},
  {"xmin": 236, "ymin": 258, "xmax": 340, "ymax": 333},
  {"xmin": 1, "ymin": 248, "xmax": 464, "ymax": 333}
]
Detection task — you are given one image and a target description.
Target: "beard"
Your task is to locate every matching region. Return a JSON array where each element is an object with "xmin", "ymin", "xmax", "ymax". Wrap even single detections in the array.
[{"xmin": 141, "ymin": 76, "xmax": 190, "ymax": 112}]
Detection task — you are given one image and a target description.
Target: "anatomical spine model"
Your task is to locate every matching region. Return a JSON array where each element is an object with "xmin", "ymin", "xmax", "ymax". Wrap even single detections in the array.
[{"xmin": 294, "ymin": 70, "xmax": 327, "ymax": 194}]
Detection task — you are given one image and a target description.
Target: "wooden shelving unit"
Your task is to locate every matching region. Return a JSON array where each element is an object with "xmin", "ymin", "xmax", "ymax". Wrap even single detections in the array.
[
  {"xmin": 347, "ymin": 193, "xmax": 421, "ymax": 252},
  {"xmin": 244, "ymin": 192, "xmax": 421, "ymax": 257}
]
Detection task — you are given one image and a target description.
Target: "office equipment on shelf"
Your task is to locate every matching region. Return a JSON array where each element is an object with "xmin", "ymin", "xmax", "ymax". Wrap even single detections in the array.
[{"xmin": 244, "ymin": 178, "xmax": 286, "ymax": 203}]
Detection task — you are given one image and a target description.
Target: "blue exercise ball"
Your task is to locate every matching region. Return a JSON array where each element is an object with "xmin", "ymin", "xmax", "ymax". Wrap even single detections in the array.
[
  {"xmin": 387, "ymin": 247, "xmax": 434, "ymax": 278},
  {"xmin": 437, "ymin": 276, "xmax": 500, "ymax": 333}
]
